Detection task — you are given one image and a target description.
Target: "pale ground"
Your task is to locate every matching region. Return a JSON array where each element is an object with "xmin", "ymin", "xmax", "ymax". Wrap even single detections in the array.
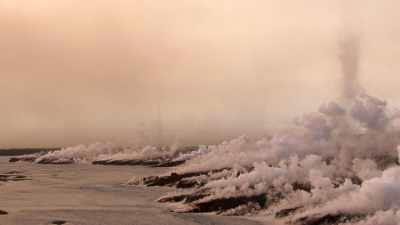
[{"xmin": 0, "ymin": 157, "xmax": 262, "ymax": 225}]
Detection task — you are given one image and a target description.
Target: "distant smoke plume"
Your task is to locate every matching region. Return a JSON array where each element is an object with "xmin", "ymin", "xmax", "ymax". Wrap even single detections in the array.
[{"xmin": 339, "ymin": 34, "xmax": 362, "ymax": 100}]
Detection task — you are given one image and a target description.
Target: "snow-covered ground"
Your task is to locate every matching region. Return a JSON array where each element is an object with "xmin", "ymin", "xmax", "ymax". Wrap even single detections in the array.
[{"xmin": 0, "ymin": 157, "xmax": 261, "ymax": 225}]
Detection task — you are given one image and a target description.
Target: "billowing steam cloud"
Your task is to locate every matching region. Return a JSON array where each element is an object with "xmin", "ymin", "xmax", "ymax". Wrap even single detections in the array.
[{"xmin": 125, "ymin": 36, "xmax": 400, "ymax": 224}]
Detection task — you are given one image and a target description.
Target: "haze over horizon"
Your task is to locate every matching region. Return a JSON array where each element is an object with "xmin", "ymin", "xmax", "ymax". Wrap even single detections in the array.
[{"xmin": 1, "ymin": 0, "xmax": 400, "ymax": 148}]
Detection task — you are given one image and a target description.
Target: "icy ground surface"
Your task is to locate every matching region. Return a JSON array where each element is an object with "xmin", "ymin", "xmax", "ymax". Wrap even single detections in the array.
[{"xmin": 0, "ymin": 157, "xmax": 262, "ymax": 225}]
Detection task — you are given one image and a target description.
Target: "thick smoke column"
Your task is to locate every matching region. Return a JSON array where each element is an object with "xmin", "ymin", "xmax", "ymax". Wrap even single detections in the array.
[{"xmin": 339, "ymin": 34, "xmax": 362, "ymax": 100}]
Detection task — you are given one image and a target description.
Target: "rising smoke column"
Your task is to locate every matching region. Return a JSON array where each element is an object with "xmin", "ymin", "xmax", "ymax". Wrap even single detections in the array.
[{"xmin": 339, "ymin": 34, "xmax": 363, "ymax": 100}]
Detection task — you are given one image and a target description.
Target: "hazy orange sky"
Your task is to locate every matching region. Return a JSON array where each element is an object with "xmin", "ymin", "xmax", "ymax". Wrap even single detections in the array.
[{"xmin": 1, "ymin": 0, "xmax": 400, "ymax": 147}]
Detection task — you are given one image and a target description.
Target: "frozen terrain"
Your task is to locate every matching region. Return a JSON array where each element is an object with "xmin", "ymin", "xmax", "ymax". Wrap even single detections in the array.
[{"xmin": 0, "ymin": 157, "xmax": 261, "ymax": 225}]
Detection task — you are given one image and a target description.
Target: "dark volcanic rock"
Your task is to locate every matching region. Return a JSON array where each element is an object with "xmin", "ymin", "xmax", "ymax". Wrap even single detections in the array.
[
  {"xmin": 275, "ymin": 206, "xmax": 303, "ymax": 218},
  {"xmin": 161, "ymin": 191, "xmax": 268, "ymax": 214},
  {"xmin": 93, "ymin": 146, "xmax": 199, "ymax": 167},
  {"xmin": 153, "ymin": 160, "xmax": 186, "ymax": 167},
  {"xmin": 35, "ymin": 158, "xmax": 74, "ymax": 164},
  {"xmin": 174, "ymin": 167, "xmax": 252, "ymax": 189},
  {"xmin": 51, "ymin": 220, "xmax": 67, "ymax": 225},
  {"xmin": 218, "ymin": 202, "xmax": 262, "ymax": 216},
  {"xmin": 93, "ymin": 158, "xmax": 186, "ymax": 167},
  {"xmin": 9, "ymin": 153, "xmax": 45, "ymax": 163},
  {"xmin": 187, "ymin": 194, "xmax": 267, "ymax": 213},
  {"xmin": 139, "ymin": 168, "xmax": 229, "ymax": 187},
  {"xmin": 143, "ymin": 173, "xmax": 185, "ymax": 187},
  {"xmin": 158, "ymin": 189, "xmax": 211, "ymax": 203},
  {"xmin": 0, "ymin": 173, "xmax": 30, "ymax": 182},
  {"xmin": 295, "ymin": 213, "xmax": 366, "ymax": 225},
  {"xmin": 158, "ymin": 193, "xmax": 191, "ymax": 203},
  {"xmin": 176, "ymin": 178, "xmax": 203, "ymax": 189},
  {"xmin": 93, "ymin": 159, "xmax": 161, "ymax": 166}
]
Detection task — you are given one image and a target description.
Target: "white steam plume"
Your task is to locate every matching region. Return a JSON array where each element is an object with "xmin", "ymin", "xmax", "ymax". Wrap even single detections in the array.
[{"xmin": 339, "ymin": 34, "xmax": 363, "ymax": 100}]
